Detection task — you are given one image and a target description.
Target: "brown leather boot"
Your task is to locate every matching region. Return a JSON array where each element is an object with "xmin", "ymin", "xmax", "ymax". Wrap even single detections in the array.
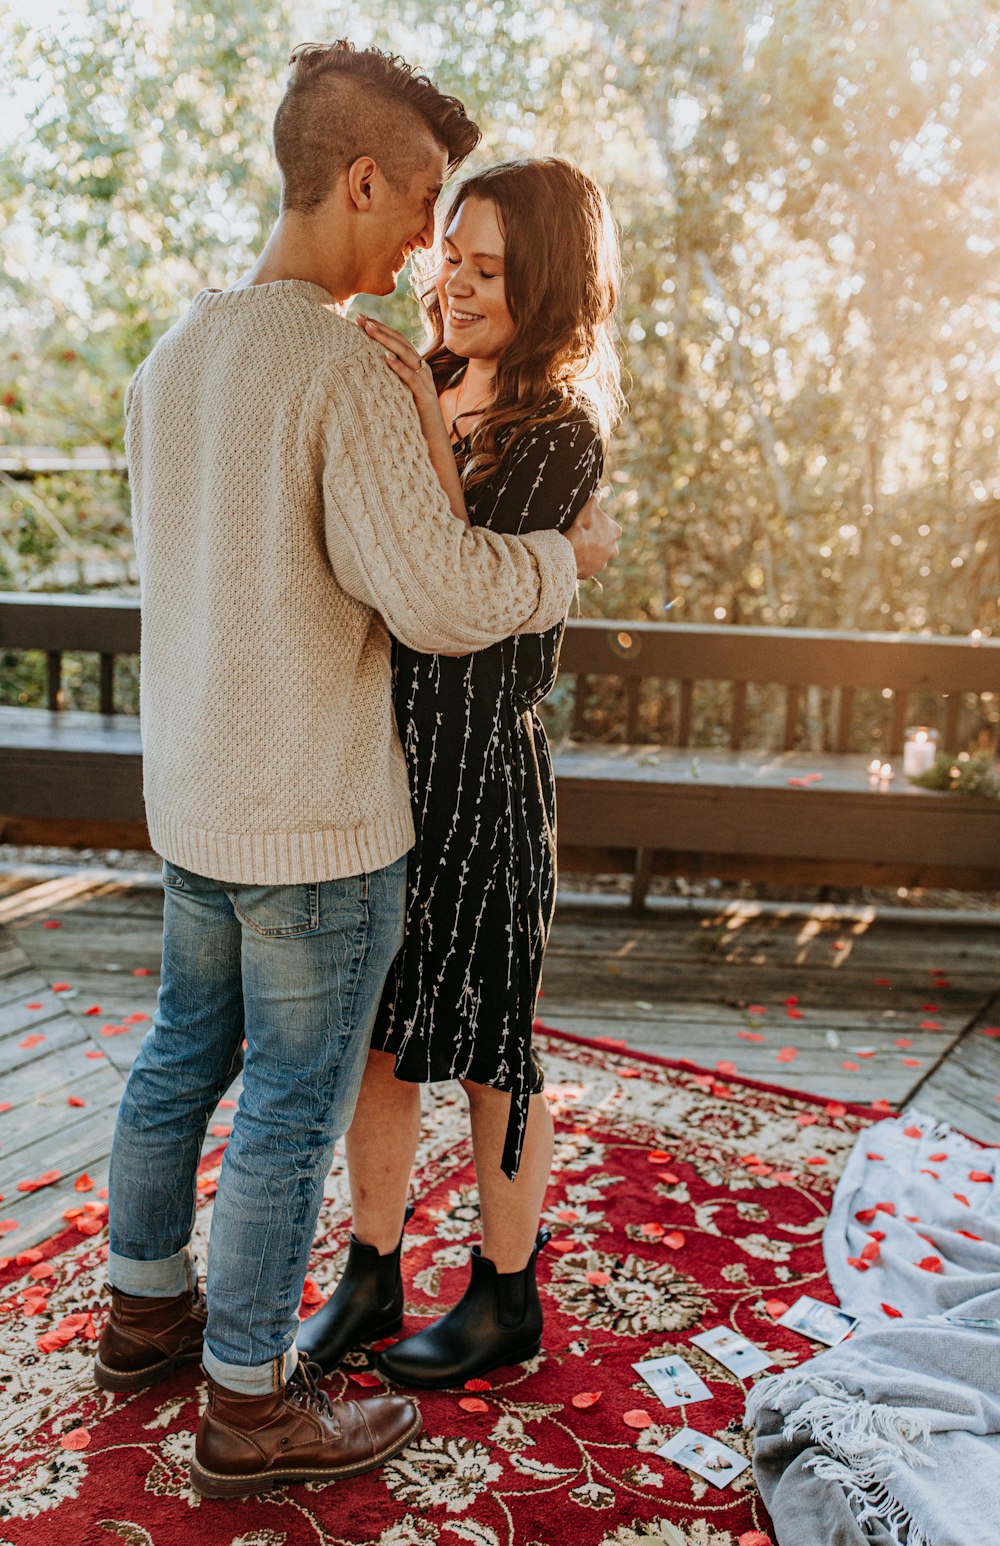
[
  {"xmin": 94, "ymin": 1285, "xmax": 208, "ymax": 1392},
  {"xmin": 190, "ymin": 1360, "xmax": 421, "ymax": 1498}
]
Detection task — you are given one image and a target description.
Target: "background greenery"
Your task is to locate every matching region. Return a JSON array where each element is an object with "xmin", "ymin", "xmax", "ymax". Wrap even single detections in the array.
[{"xmin": 2, "ymin": 0, "xmax": 998, "ymax": 668}]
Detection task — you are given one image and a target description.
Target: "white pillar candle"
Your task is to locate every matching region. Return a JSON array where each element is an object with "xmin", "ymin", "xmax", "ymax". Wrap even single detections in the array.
[{"xmin": 903, "ymin": 728, "xmax": 937, "ymax": 776}]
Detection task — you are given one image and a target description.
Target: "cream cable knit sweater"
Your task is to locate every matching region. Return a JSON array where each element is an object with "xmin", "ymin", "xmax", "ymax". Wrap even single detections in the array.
[{"xmin": 126, "ymin": 279, "xmax": 577, "ymax": 885}]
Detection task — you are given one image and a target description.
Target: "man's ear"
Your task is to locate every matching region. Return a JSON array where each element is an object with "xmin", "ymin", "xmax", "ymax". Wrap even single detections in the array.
[{"xmin": 347, "ymin": 156, "xmax": 379, "ymax": 212}]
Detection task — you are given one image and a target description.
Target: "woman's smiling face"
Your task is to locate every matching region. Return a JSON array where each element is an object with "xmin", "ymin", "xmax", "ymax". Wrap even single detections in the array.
[{"xmin": 435, "ymin": 195, "xmax": 517, "ymax": 365}]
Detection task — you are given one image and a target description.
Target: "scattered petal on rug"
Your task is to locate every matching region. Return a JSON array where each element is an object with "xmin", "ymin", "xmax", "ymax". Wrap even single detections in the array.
[{"xmin": 0, "ymin": 1028, "xmax": 879, "ymax": 1546}]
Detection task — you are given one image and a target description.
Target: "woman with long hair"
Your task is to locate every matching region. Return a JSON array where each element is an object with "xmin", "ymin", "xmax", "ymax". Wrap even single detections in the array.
[{"xmin": 299, "ymin": 156, "xmax": 623, "ymax": 1387}]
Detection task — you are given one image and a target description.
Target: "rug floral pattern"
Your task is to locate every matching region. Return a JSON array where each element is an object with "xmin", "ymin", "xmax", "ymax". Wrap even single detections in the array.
[{"xmin": 0, "ymin": 1031, "xmax": 874, "ymax": 1546}]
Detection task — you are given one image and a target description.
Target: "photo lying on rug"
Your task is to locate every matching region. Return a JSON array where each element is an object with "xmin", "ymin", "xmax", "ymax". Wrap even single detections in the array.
[
  {"xmin": 690, "ymin": 1325, "xmax": 775, "ymax": 1377},
  {"xmin": 632, "ymin": 1354, "xmax": 712, "ymax": 1409},
  {"xmin": 777, "ymin": 1293, "xmax": 857, "ymax": 1346},
  {"xmin": 657, "ymin": 1426, "xmax": 750, "ymax": 1489}
]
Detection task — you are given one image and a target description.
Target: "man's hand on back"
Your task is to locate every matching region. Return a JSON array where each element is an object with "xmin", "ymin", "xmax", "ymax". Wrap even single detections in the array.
[{"xmin": 565, "ymin": 494, "xmax": 622, "ymax": 581}]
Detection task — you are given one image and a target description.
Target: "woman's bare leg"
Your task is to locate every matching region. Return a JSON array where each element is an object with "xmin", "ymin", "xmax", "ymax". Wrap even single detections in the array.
[
  {"xmin": 462, "ymin": 1081, "xmax": 554, "ymax": 1272},
  {"xmin": 345, "ymin": 1048, "xmax": 420, "ymax": 1252}
]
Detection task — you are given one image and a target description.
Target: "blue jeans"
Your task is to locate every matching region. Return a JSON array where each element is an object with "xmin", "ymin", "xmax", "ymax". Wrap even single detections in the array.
[{"xmin": 107, "ymin": 855, "xmax": 406, "ymax": 1394}]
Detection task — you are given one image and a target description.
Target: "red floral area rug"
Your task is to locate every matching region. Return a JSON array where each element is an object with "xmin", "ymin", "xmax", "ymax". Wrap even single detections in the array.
[{"xmin": 0, "ymin": 1027, "xmax": 879, "ymax": 1546}]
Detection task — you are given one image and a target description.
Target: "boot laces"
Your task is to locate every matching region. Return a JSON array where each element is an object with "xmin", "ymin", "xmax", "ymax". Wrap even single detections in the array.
[{"xmin": 288, "ymin": 1358, "xmax": 334, "ymax": 1417}]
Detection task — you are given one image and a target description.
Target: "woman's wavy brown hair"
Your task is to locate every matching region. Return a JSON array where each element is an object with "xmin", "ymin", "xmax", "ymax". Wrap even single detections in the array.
[{"xmin": 415, "ymin": 157, "xmax": 624, "ymax": 487}]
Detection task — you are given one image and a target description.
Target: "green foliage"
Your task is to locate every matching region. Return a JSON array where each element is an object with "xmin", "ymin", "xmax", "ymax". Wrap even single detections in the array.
[{"xmin": 910, "ymin": 750, "xmax": 1000, "ymax": 799}]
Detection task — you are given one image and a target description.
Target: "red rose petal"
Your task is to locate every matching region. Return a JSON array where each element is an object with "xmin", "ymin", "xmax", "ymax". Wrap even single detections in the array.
[
  {"xmin": 956, "ymin": 1230, "xmax": 983, "ymax": 1241},
  {"xmin": 28, "ymin": 1261, "xmax": 55, "ymax": 1280},
  {"xmin": 350, "ymin": 1370, "xmax": 382, "ymax": 1386},
  {"xmin": 855, "ymin": 1207, "xmax": 877, "ymax": 1223},
  {"xmin": 772, "ymin": 1170, "xmax": 797, "ymax": 1183},
  {"xmin": 903, "ymin": 1127, "xmax": 923, "ymax": 1139},
  {"xmin": 917, "ymin": 1255, "xmax": 943, "ymax": 1273},
  {"xmin": 765, "ymin": 1298, "xmax": 789, "ymax": 1318},
  {"xmin": 847, "ymin": 1256, "xmax": 869, "ymax": 1271},
  {"xmin": 868, "ymin": 1229, "xmax": 886, "ymax": 1242},
  {"xmin": 980, "ymin": 1026, "xmax": 1000, "ymax": 1037},
  {"xmin": 871, "ymin": 1100, "xmax": 893, "ymax": 1113},
  {"xmin": 464, "ymin": 1378, "xmax": 492, "ymax": 1391},
  {"xmin": 804, "ymin": 1155, "xmax": 827, "ymax": 1166},
  {"xmin": 25, "ymin": 1002, "xmax": 43, "ymax": 1010},
  {"xmin": 51, "ymin": 983, "xmax": 71, "ymax": 992},
  {"xmin": 657, "ymin": 1171, "xmax": 681, "ymax": 1185},
  {"xmin": 459, "ymin": 1397, "xmax": 490, "ymax": 1413},
  {"xmin": 740, "ymin": 1533, "xmax": 772, "ymax": 1546},
  {"xmin": 776, "ymin": 1047, "xmax": 798, "ymax": 1063},
  {"xmin": 209, "ymin": 1125, "xmax": 231, "ymax": 1138},
  {"xmin": 663, "ymin": 1231, "xmax": 685, "ymax": 1250},
  {"xmin": 969, "ymin": 1172, "xmax": 992, "ymax": 1184},
  {"xmin": 67, "ymin": 1096, "xmax": 86, "ymax": 1108},
  {"xmin": 132, "ymin": 967, "xmax": 152, "ymax": 976},
  {"xmin": 737, "ymin": 1030, "xmax": 766, "ymax": 1042},
  {"xmin": 875, "ymin": 1201, "xmax": 896, "ymax": 1216},
  {"xmin": 867, "ymin": 1152, "xmax": 885, "ymax": 1162},
  {"xmin": 786, "ymin": 1009, "xmax": 804, "ymax": 1020},
  {"xmin": 125, "ymin": 1012, "xmax": 151, "ymax": 1025},
  {"xmin": 85, "ymin": 1050, "xmax": 105, "ymax": 1060},
  {"xmin": 83, "ymin": 1005, "xmax": 102, "ymax": 1016},
  {"xmin": 841, "ymin": 1061, "xmax": 861, "ymax": 1072},
  {"xmin": 921, "ymin": 1021, "xmax": 943, "ymax": 1031},
  {"xmin": 902, "ymin": 1058, "xmax": 922, "ymax": 1068},
  {"xmin": 860, "ymin": 1239, "xmax": 880, "ymax": 1262},
  {"xmin": 874, "ymin": 978, "xmax": 892, "ymax": 987},
  {"xmin": 571, "ymin": 1391, "xmax": 602, "ymax": 1409},
  {"xmin": 953, "ymin": 1193, "xmax": 971, "ymax": 1208},
  {"xmin": 881, "ymin": 1302, "xmax": 903, "ymax": 1318},
  {"xmin": 747, "ymin": 1005, "xmax": 766, "ymax": 1015},
  {"xmin": 218, "ymin": 1099, "xmax": 237, "ymax": 1109},
  {"xmin": 716, "ymin": 1060, "xmax": 737, "ymax": 1076},
  {"xmin": 639, "ymin": 1222, "xmax": 666, "ymax": 1237},
  {"xmin": 647, "ymin": 1150, "xmax": 672, "ymax": 1163},
  {"xmin": 19, "ymin": 1035, "xmax": 45, "ymax": 1049},
  {"xmin": 299, "ymin": 1276, "xmax": 323, "ymax": 1306},
  {"xmin": 0, "ymin": 1220, "xmax": 20, "ymax": 1235},
  {"xmin": 795, "ymin": 1113, "xmax": 819, "ymax": 1125},
  {"xmin": 622, "ymin": 1409, "xmax": 652, "ymax": 1429},
  {"xmin": 59, "ymin": 1427, "xmax": 91, "ymax": 1450}
]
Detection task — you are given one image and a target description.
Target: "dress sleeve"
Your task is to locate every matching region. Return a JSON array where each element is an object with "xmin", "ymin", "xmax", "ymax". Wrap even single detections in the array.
[{"xmin": 476, "ymin": 410, "xmax": 605, "ymax": 539}]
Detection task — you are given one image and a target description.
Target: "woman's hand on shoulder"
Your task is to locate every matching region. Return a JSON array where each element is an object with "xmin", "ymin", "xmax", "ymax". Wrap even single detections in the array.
[{"xmin": 356, "ymin": 314, "xmax": 441, "ymax": 420}]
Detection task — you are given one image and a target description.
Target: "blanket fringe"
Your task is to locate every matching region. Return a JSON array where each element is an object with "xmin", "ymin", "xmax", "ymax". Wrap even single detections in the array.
[{"xmin": 747, "ymin": 1375, "xmax": 935, "ymax": 1546}]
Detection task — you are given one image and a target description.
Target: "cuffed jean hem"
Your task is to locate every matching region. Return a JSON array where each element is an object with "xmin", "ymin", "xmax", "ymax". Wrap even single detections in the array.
[
  {"xmin": 202, "ymin": 1339, "xmax": 299, "ymax": 1396},
  {"xmin": 107, "ymin": 1245, "xmax": 195, "ymax": 1298}
]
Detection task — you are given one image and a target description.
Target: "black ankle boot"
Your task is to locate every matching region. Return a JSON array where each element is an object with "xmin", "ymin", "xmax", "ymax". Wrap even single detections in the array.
[
  {"xmin": 376, "ymin": 1229, "xmax": 549, "ymax": 1389},
  {"xmin": 297, "ymin": 1205, "xmax": 413, "ymax": 1375}
]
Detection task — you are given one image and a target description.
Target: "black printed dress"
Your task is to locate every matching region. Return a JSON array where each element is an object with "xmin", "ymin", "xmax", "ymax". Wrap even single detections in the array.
[{"xmin": 370, "ymin": 399, "xmax": 603, "ymax": 1178}]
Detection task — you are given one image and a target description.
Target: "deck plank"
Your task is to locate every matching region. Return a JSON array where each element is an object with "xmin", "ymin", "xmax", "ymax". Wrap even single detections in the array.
[{"xmin": 1, "ymin": 869, "xmax": 997, "ymax": 1251}]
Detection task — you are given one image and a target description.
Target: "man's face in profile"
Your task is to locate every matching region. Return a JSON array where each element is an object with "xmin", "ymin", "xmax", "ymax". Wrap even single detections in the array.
[{"xmin": 362, "ymin": 140, "xmax": 448, "ymax": 297}]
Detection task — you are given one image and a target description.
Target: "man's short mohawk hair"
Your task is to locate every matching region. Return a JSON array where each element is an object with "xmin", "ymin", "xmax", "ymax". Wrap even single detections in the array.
[{"xmin": 275, "ymin": 39, "xmax": 482, "ymax": 211}]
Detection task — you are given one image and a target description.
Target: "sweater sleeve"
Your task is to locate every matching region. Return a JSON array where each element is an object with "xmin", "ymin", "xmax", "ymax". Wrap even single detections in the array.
[{"xmin": 317, "ymin": 349, "xmax": 577, "ymax": 654}]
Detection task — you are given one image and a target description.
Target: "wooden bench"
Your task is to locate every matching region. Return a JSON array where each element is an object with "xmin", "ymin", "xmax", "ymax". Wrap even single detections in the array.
[{"xmin": 2, "ymin": 595, "xmax": 999, "ymax": 903}]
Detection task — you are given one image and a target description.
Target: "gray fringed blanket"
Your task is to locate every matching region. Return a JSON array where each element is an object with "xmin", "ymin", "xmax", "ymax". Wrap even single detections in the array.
[{"xmin": 746, "ymin": 1109, "xmax": 1000, "ymax": 1546}]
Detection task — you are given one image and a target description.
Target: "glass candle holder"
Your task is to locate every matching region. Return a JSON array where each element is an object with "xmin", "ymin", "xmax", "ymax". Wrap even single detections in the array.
[{"xmin": 903, "ymin": 726, "xmax": 938, "ymax": 776}]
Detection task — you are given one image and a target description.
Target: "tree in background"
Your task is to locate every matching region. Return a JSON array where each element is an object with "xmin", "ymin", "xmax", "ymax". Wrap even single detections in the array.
[{"xmin": 2, "ymin": 0, "xmax": 998, "ymax": 643}]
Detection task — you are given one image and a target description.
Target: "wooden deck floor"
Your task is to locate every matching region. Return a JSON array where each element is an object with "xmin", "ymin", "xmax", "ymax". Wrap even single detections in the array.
[{"xmin": 1, "ymin": 864, "xmax": 998, "ymax": 1251}]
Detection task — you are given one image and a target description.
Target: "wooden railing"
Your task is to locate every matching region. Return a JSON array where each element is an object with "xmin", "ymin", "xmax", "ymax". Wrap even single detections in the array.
[{"xmin": 2, "ymin": 594, "xmax": 998, "ymax": 757}]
